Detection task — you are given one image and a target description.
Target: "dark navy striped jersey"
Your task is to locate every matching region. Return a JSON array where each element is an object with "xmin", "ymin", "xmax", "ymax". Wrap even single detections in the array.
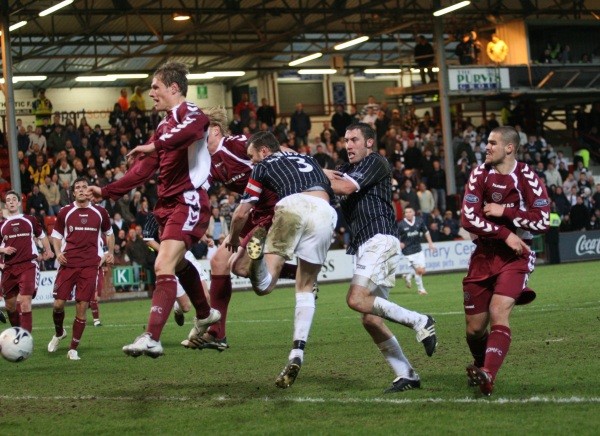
[
  {"xmin": 398, "ymin": 216, "xmax": 428, "ymax": 256},
  {"xmin": 142, "ymin": 212, "xmax": 160, "ymax": 243},
  {"xmin": 243, "ymin": 151, "xmax": 334, "ymax": 202},
  {"xmin": 337, "ymin": 152, "xmax": 399, "ymax": 255}
]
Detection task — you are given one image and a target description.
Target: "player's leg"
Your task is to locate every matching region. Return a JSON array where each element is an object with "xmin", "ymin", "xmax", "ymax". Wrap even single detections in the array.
[
  {"xmin": 361, "ymin": 312, "xmax": 420, "ymax": 393},
  {"xmin": 4, "ymin": 294, "xmax": 19, "ymax": 327},
  {"xmin": 2, "ymin": 273, "xmax": 20, "ymax": 326},
  {"xmin": 203, "ymin": 242, "xmax": 233, "ymax": 340},
  {"xmin": 16, "ymin": 295, "xmax": 33, "ymax": 332},
  {"xmin": 346, "ymin": 235, "xmax": 437, "ymax": 356},
  {"xmin": 275, "ymin": 258, "xmax": 319, "ymax": 389},
  {"xmin": 67, "ymin": 300, "xmax": 88, "ymax": 360},
  {"xmin": 90, "ymin": 267, "xmax": 103, "ymax": 326},
  {"xmin": 67, "ymin": 266, "xmax": 98, "ymax": 360},
  {"xmin": 17, "ymin": 263, "xmax": 38, "ymax": 332},
  {"xmin": 414, "ymin": 266, "xmax": 427, "ymax": 295},
  {"xmin": 48, "ymin": 268, "xmax": 73, "ymax": 352}
]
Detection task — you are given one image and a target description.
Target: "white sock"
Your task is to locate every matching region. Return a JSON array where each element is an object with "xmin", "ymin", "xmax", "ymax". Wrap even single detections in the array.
[
  {"xmin": 249, "ymin": 258, "xmax": 272, "ymax": 293},
  {"xmin": 288, "ymin": 292, "xmax": 315, "ymax": 362},
  {"xmin": 377, "ymin": 336, "xmax": 416, "ymax": 379},
  {"xmin": 173, "ymin": 301, "xmax": 182, "ymax": 314},
  {"xmin": 372, "ymin": 296, "xmax": 427, "ymax": 329},
  {"xmin": 405, "ymin": 272, "xmax": 413, "ymax": 282},
  {"xmin": 415, "ymin": 274, "xmax": 425, "ymax": 291}
]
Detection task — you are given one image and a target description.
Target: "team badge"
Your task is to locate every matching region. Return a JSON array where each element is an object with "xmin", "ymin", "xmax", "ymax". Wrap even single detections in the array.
[
  {"xmin": 492, "ymin": 192, "xmax": 503, "ymax": 202},
  {"xmin": 463, "ymin": 291, "xmax": 471, "ymax": 302},
  {"xmin": 81, "ymin": 218, "xmax": 87, "ymax": 224},
  {"xmin": 13, "ymin": 226, "xmax": 19, "ymax": 233}
]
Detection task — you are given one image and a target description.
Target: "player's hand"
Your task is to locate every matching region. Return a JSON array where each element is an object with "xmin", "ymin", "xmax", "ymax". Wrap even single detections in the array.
[
  {"xmin": 323, "ymin": 169, "xmax": 344, "ymax": 180},
  {"xmin": 1, "ymin": 246, "xmax": 17, "ymax": 255},
  {"xmin": 224, "ymin": 235, "xmax": 239, "ymax": 253},
  {"xmin": 429, "ymin": 243, "xmax": 437, "ymax": 252},
  {"xmin": 104, "ymin": 253, "xmax": 114, "ymax": 266},
  {"xmin": 56, "ymin": 252, "xmax": 67, "ymax": 265},
  {"xmin": 127, "ymin": 143, "xmax": 156, "ymax": 159},
  {"xmin": 483, "ymin": 203, "xmax": 505, "ymax": 217},
  {"xmin": 42, "ymin": 249, "xmax": 55, "ymax": 261},
  {"xmin": 87, "ymin": 186, "xmax": 103, "ymax": 203},
  {"xmin": 400, "ymin": 242, "xmax": 406, "ymax": 249},
  {"xmin": 505, "ymin": 233, "xmax": 529, "ymax": 256}
]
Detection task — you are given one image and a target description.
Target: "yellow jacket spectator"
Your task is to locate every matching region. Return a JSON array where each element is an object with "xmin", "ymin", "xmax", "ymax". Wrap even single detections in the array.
[{"xmin": 28, "ymin": 154, "xmax": 52, "ymax": 185}]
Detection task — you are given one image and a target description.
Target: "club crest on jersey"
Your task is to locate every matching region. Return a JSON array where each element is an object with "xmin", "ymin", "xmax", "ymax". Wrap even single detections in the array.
[
  {"xmin": 533, "ymin": 198, "xmax": 550, "ymax": 208},
  {"xmin": 465, "ymin": 194, "xmax": 479, "ymax": 203},
  {"xmin": 81, "ymin": 218, "xmax": 88, "ymax": 224},
  {"xmin": 492, "ymin": 192, "xmax": 503, "ymax": 202},
  {"xmin": 12, "ymin": 225, "xmax": 19, "ymax": 233},
  {"xmin": 463, "ymin": 291, "xmax": 471, "ymax": 302}
]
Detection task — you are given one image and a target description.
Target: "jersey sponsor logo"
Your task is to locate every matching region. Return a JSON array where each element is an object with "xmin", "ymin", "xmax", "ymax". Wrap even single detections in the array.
[
  {"xmin": 465, "ymin": 194, "xmax": 479, "ymax": 203},
  {"xmin": 533, "ymin": 198, "xmax": 550, "ymax": 208},
  {"xmin": 492, "ymin": 183, "xmax": 506, "ymax": 189},
  {"xmin": 491, "ymin": 192, "xmax": 503, "ymax": 202}
]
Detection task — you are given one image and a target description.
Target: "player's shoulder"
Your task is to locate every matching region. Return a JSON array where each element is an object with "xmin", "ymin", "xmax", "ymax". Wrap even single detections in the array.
[{"xmin": 223, "ymin": 134, "xmax": 248, "ymax": 148}]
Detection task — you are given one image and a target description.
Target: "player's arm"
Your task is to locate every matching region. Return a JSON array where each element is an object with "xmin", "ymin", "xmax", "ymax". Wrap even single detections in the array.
[
  {"xmin": 51, "ymin": 232, "xmax": 66, "ymax": 265},
  {"xmin": 154, "ymin": 111, "xmax": 210, "ymax": 152},
  {"xmin": 104, "ymin": 232, "xmax": 115, "ymax": 265},
  {"xmin": 461, "ymin": 165, "xmax": 511, "ymax": 241},
  {"xmin": 324, "ymin": 169, "xmax": 358, "ymax": 195},
  {"xmin": 39, "ymin": 235, "xmax": 54, "ymax": 260},
  {"xmin": 96, "ymin": 153, "xmax": 159, "ymax": 201},
  {"xmin": 492, "ymin": 167, "xmax": 551, "ymax": 234},
  {"xmin": 226, "ymin": 201, "xmax": 254, "ymax": 253}
]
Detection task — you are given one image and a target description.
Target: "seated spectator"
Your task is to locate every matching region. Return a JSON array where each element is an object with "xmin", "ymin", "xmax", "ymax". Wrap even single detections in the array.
[
  {"xmin": 428, "ymin": 221, "xmax": 442, "ymax": 242},
  {"xmin": 544, "ymin": 162, "xmax": 562, "ymax": 188},
  {"xmin": 438, "ymin": 225, "xmax": 455, "ymax": 241},
  {"xmin": 442, "ymin": 210, "xmax": 460, "ymax": 237}
]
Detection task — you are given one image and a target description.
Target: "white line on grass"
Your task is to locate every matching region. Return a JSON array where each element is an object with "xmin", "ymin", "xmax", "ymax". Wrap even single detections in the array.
[{"xmin": 0, "ymin": 394, "xmax": 598, "ymax": 405}]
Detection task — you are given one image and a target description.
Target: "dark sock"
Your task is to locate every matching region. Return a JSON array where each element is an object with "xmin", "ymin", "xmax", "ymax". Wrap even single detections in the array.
[
  {"xmin": 177, "ymin": 261, "xmax": 211, "ymax": 319},
  {"xmin": 484, "ymin": 325, "xmax": 512, "ymax": 381},
  {"xmin": 53, "ymin": 309, "xmax": 65, "ymax": 336},
  {"xmin": 70, "ymin": 317, "xmax": 86, "ymax": 350},
  {"xmin": 20, "ymin": 311, "xmax": 32, "ymax": 332},
  {"xmin": 207, "ymin": 274, "xmax": 232, "ymax": 339},
  {"xmin": 467, "ymin": 331, "xmax": 489, "ymax": 368},
  {"xmin": 7, "ymin": 310, "xmax": 20, "ymax": 327},
  {"xmin": 147, "ymin": 275, "xmax": 177, "ymax": 341},
  {"xmin": 90, "ymin": 300, "xmax": 100, "ymax": 319}
]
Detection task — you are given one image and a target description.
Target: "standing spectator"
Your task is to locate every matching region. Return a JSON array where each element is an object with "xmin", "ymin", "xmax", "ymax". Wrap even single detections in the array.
[
  {"xmin": 233, "ymin": 93, "xmax": 256, "ymax": 128},
  {"xmin": 26, "ymin": 184, "xmax": 49, "ymax": 216},
  {"xmin": 31, "ymin": 88, "xmax": 53, "ymax": 127},
  {"xmin": 17, "ymin": 126, "xmax": 30, "ymax": 155},
  {"xmin": 569, "ymin": 195, "xmax": 590, "ymax": 230},
  {"xmin": 544, "ymin": 162, "xmax": 562, "ymax": 188},
  {"xmin": 129, "ymin": 86, "xmax": 146, "ymax": 112},
  {"xmin": 360, "ymin": 96, "xmax": 380, "ymax": 117},
  {"xmin": 414, "ymin": 35, "xmax": 435, "ymax": 84},
  {"xmin": 0, "ymin": 190, "xmax": 53, "ymax": 332},
  {"xmin": 125, "ymin": 227, "xmax": 151, "ymax": 283},
  {"xmin": 455, "ymin": 31, "xmax": 481, "ymax": 65},
  {"xmin": 39, "ymin": 175, "xmax": 61, "ymax": 216},
  {"xmin": 47, "ymin": 178, "xmax": 114, "ymax": 360},
  {"xmin": 117, "ymin": 88, "xmax": 129, "ymax": 112},
  {"xmin": 400, "ymin": 179, "xmax": 420, "ymax": 212},
  {"xmin": 324, "ymin": 122, "xmax": 437, "ymax": 393},
  {"xmin": 417, "ymin": 182, "xmax": 435, "ymax": 224},
  {"xmin": 290, "ymin": 103, "xmax": 311, "ymax": 147},
  {"xmin": 256, "ymin": 98, "xmax": 277, "ymax": 130},
  {"xmin": 331, "ymin": 104, "xmax": 352, "ymax": 139},
  {"xmin": 206, "ymin": 206, "xmax": 229, "ymax": 246}
]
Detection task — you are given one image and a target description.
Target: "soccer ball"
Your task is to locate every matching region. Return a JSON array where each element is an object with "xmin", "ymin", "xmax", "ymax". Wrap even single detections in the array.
[{"xmin": 0, "ymin": 327, "xmax": 34, "ymax": 362}]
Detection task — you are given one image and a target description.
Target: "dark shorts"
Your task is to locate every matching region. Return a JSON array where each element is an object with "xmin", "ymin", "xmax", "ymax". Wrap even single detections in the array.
[
  {"xmin": 154, "ymin": 188, "xmax": 210, "ymax": 250},
  {"xmin": 462, "ymin": 240, "xmax": 535, "ymax": 315},
  {"xmin": 53, "ymin": 265, "xmax": 98, "ymax": 302},
  {"xmin": 0, "ymin": 261, "xmax": 39, "ymax": 300}
]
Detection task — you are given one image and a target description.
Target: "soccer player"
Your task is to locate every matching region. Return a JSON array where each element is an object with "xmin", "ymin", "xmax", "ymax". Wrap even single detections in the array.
[
  {"xmin": 188, "ymin": 107, "xmax": 299, "ymax": 351},
  {"xmin": 241, "ymin": 131, "xmax": 337, "ymax": 388},
  {"xmin": 0, "ymin": 190, "xmax": 54, "ymax": 333},
  {"xmin": 461, "ymin": 126, "xmax": 550, "ymax": 396},
  {"xmin": 93, "ymin": 61, "xmax": 219, "ymax": 358},
  {"xmin": 142, "ymin": 212, "xmax": 210, "ymax": 328},
  {"xmin": 398, "ymin": 206, "xmax": 437, "ymax": 295},
  {"xmin": 48, "ymin": 178, "xmax": 114, "ymax": 360},
  {"xmin": 324, "ymin": 123, "xmax": 437, "ymax": 393}
]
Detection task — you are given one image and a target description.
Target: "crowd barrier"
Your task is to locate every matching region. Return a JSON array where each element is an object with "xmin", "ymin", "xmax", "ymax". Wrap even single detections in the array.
[{"xmin": 2, "ymin": 235, "xmax": 577, "ymax": 309}]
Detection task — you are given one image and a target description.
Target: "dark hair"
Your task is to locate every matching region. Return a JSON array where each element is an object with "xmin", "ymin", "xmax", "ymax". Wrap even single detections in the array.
[
  {"xmin": 248, "ymin": 131, "xmax": 281, "ymax": 153},
  {"xmin": 492, "ymin": 126, "xmax": 520, "ymax": 152},
  {"xmin": 5, "ymin": 190, "xmax": 20, "ymax": 200},
  {"xmin": 154, "ymin": 61, "xmax": 189, "ymax": 97},
  {"xmin": 345, "ymin": 122, "xmax": 376, "ymax": 142},
  {"xmin": 72, "ymin": 177, "xmax": 89, "ymax": 191}
]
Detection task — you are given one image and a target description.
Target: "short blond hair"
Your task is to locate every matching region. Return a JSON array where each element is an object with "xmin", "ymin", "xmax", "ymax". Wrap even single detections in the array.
[{"xmin": 204, "ymin": 106, "xmax": 229, "ymax": 136}]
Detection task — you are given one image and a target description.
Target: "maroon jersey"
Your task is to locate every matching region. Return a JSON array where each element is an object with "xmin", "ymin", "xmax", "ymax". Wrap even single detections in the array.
[
  {"xmin": 461, "ymin": 162, "xmax": 551, "ymax": 241},
  {"xmin": 153, "ymin": 102, "xmax": 211, "ymax": 198},
  {"xmin": 51, "ymin": 203, "xmax": 113, "ymax": 267},
  {"xmin": 102, "ymin": 153, "xmax": 158, "ymax": 201},
  {"xmin": 0, "ymin": 214, "xmax": 44, "ymax": 266},
  {"xmin": 210, "ymin": 135, "xmax": 278, "ymax": 223}
]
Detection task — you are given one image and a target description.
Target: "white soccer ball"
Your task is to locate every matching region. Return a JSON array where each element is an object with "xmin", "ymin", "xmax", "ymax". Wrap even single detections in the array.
[{"xmin": 0, "ymin": 327, "xmax": 34, "ymax": 362}]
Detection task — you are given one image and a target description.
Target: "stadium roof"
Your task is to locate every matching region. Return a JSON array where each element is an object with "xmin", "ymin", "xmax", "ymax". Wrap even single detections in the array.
[{"xmin": 1, "ymin": 0, "xmax": 598, "ymax": 90}]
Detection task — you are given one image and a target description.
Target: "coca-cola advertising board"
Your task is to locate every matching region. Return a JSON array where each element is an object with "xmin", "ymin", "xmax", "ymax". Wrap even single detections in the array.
[{"xmin": 559, "ymin": 230, "xmax": 600, "ymax": 262}]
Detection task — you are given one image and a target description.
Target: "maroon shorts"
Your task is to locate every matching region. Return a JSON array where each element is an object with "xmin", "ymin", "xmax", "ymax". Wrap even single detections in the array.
[
  {"xmin": 462, "ymin": 240, "xmax": 535, "ymax": 315},
  {"xmin": 240, "ymin": 213, "xmax": 274, "ymax": 247},
  {"xmin": 0, "ymin": 261, "xmax": 39, "ymax": 300},
  {"xmin": 154, "ymin": 188, "xmax": 210, "ymax": 249},
  {"xmin": 53, "ymin": 265, "xmax": 98, "ymax": 302}
]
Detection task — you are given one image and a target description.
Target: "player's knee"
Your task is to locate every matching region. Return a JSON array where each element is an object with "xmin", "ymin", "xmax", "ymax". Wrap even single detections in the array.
[
  {"xmin": 416, "ymin": 267, "xmax": 425, "ymax": 275},
  {"xmin": 361, "ymin": 313, "xmax": 384, "ymax": 330}
]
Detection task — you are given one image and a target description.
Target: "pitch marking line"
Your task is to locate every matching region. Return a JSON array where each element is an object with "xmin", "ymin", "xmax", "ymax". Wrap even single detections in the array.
[{"xmin": 0, "ymin": 395, "xmax": 598, "ymax": 405}]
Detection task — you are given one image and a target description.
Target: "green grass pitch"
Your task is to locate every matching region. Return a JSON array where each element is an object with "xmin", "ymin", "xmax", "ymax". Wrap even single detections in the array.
[{"xmin": 0, "ymin": 262, "xmax": 598, "ymax": 435}]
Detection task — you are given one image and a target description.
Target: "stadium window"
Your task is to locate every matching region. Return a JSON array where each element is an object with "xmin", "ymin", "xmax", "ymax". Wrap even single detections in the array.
[
  {"xmin": 354, "ymin": 80, "xmax": 397, "ymax": 107},
  {"xmin": 278, "ymin": 82, "xmax": 325, "ymax": 116}
]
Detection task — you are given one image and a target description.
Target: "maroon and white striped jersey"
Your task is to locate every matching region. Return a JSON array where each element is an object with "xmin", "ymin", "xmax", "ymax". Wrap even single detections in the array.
[
  {"xmin": 51, "ymin": 203, "xmax": 112, "ymax": 267},
  {"xmin": 461, "ymin": 161, "xmax": 550, "ymax": 241},
  {"xmin": 0, "ymin": 214, "xmax": 44, "ymax": 266}
]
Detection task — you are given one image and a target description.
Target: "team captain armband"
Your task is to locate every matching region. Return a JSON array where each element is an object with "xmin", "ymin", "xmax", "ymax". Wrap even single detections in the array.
[{"xmin": 244, "ymin": 178, "xmax": 263, "ymax": 202}]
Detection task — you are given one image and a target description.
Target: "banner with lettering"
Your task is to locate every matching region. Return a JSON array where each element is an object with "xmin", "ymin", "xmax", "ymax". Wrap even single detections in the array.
[
  {"xmin": 449, "ymin": 68, "xmax": 510, "ymax": 91},
  {"xmin": 558, "ymin": 230, "xmax": 600, "ymax": 262}
]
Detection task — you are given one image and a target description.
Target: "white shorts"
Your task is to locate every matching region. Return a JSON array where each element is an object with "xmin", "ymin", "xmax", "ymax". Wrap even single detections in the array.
[
  {"xmin": 353, "ymin": 234, "xmax": 401, "ymax": 292},
  {"xmin": 405, "ymin": 251, "xmax": 426, "ymax": 269},
  {"xmin": 265, "ymin": 193, "xmax": 337, "ymax": 265},
  {"xmin": 176, "ymin": 251, "xmax": 209, "ymax": 298}
]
